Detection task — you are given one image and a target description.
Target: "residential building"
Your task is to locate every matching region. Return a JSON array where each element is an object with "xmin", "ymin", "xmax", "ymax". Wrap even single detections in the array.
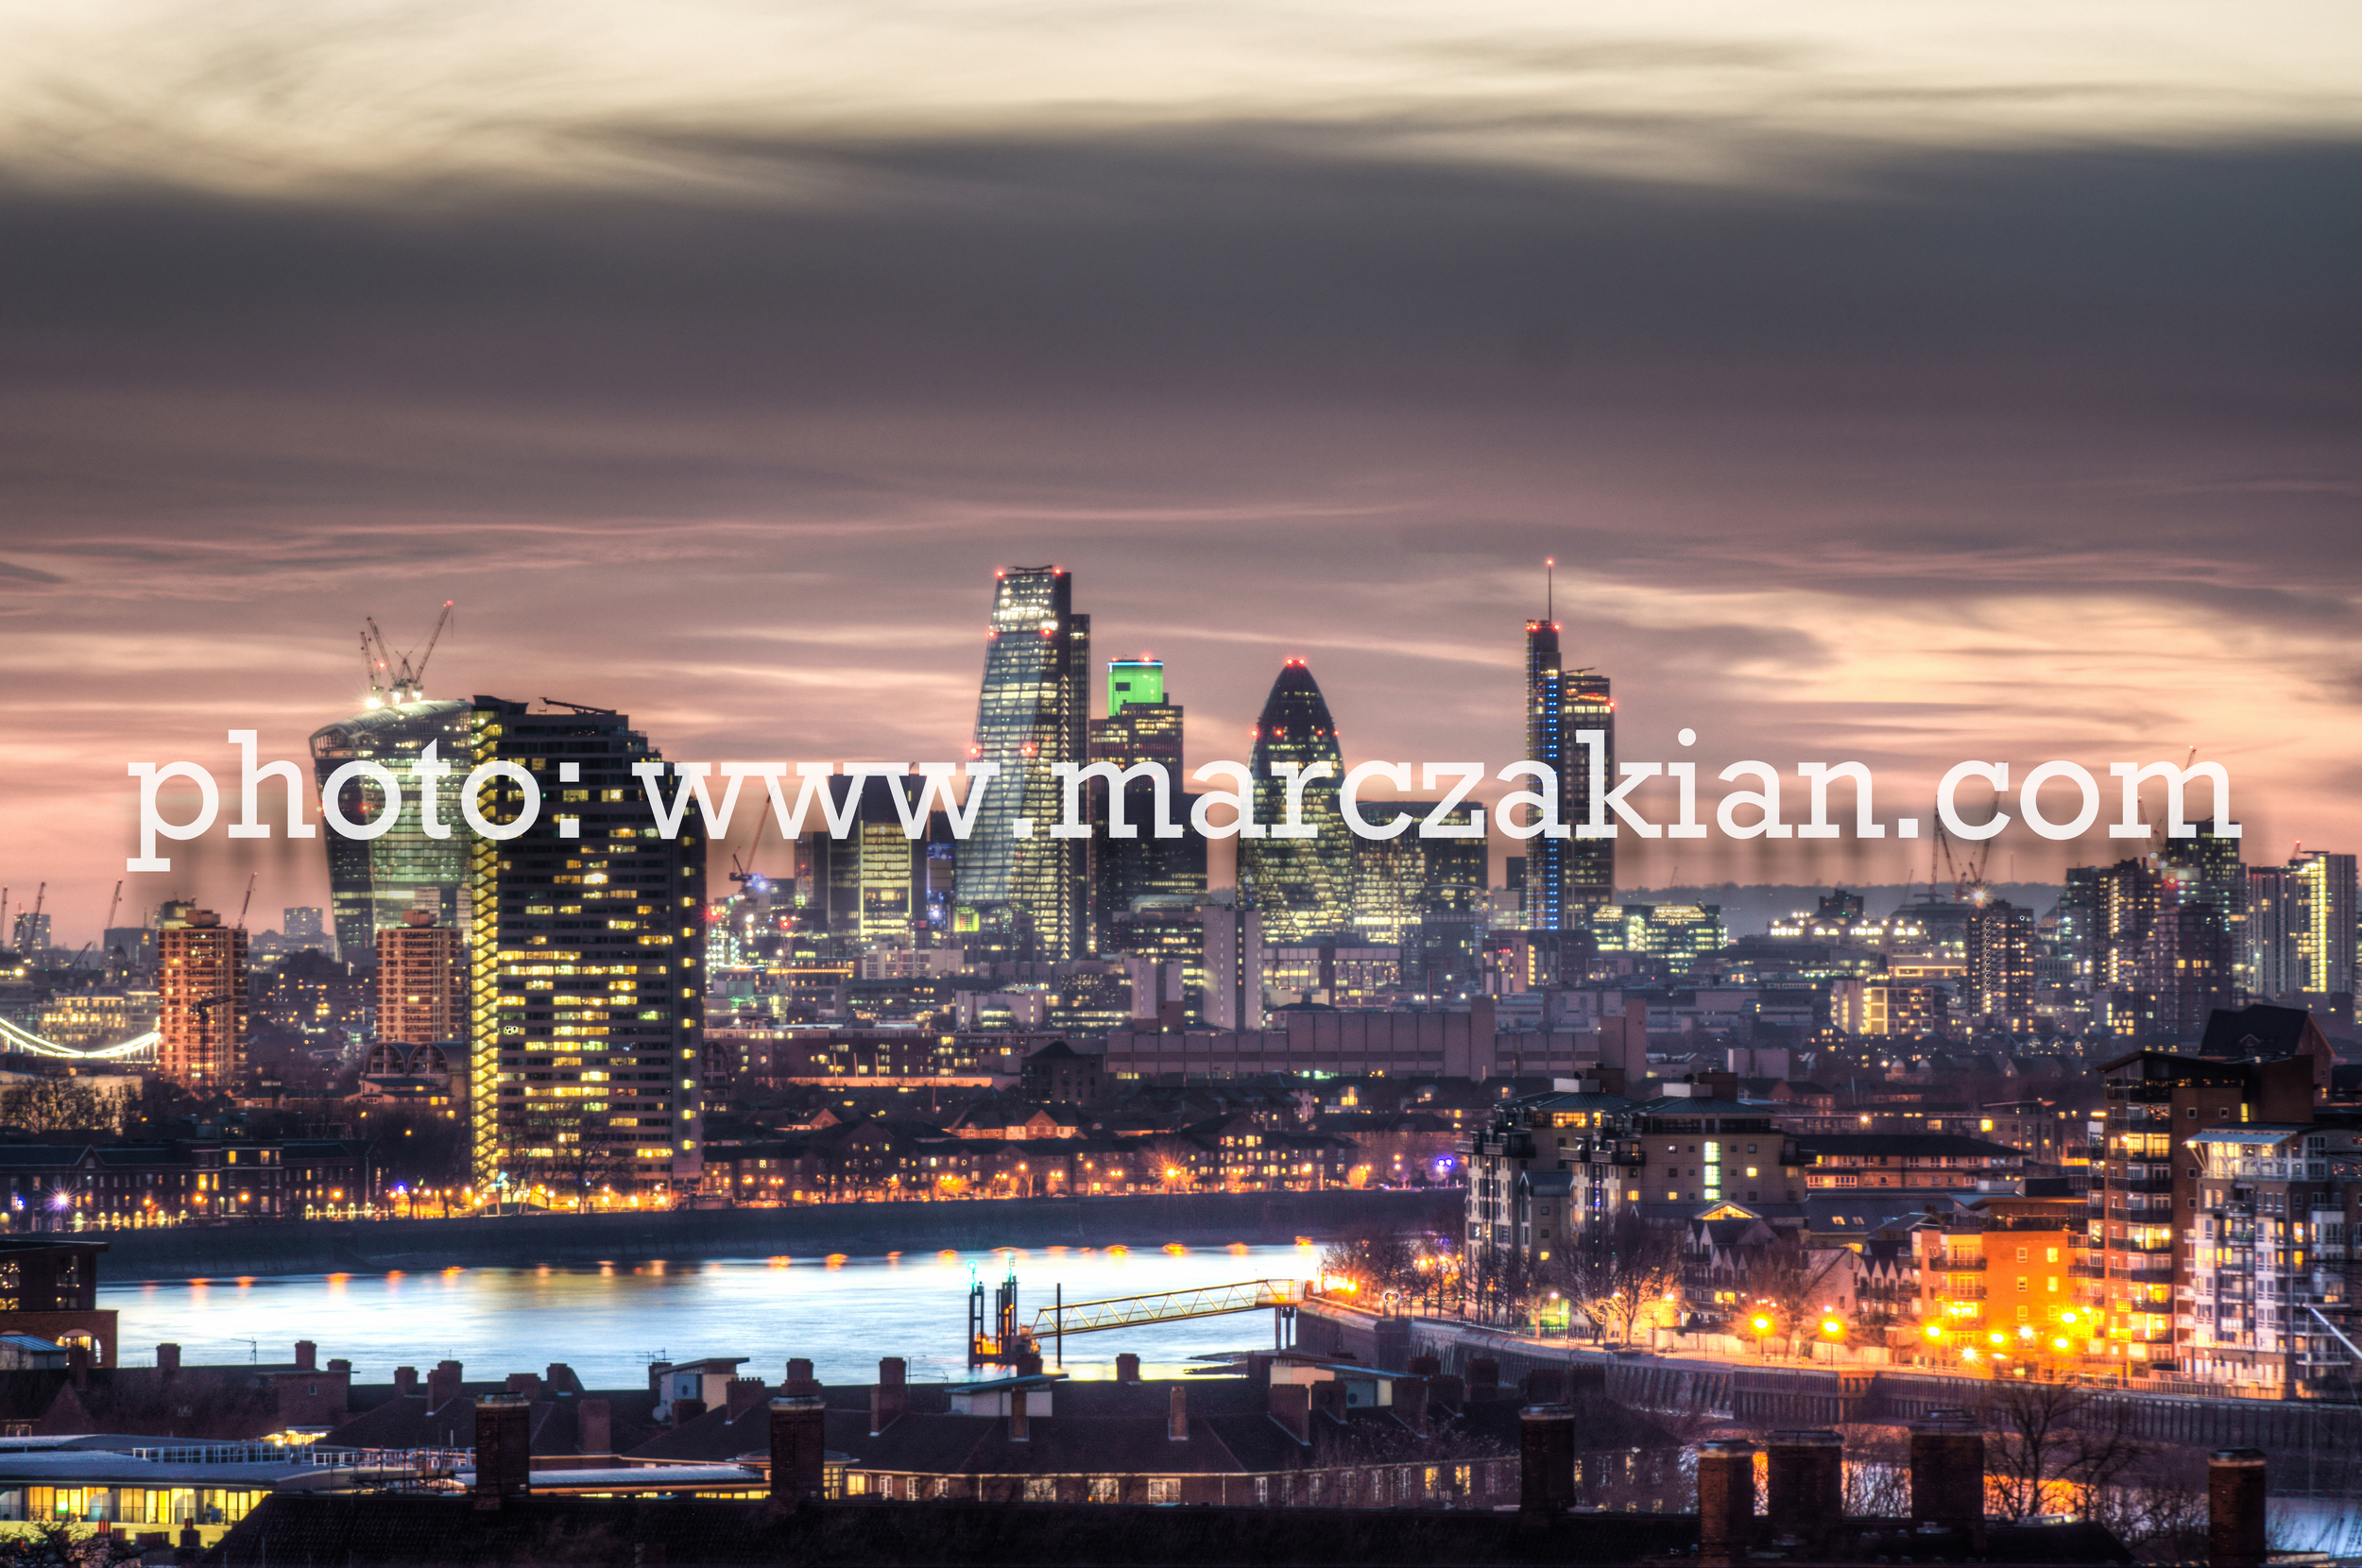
[
  {"xmin": 2292, "ymin": 851, "xmax": 2358, "ymax": 997},
  {"xmin": 1911, "ymin": 1195, "xmax": 2084, "ymax": 1375},
  {"xmin": 2184, "ymin": 1123, "xmax": 2356, "ymax": 1395},
  {"xmin": 956, "ymin": 566, "xmax": 1090, "ymax": 962},
  {"xmin": 1829, "ymin": 979, "xmax": 1948, "ymax": 1038},
  {"xmin": 1792, "ymin": 1133, "xmax": 2026, "ymax": 1191},
  {"xmin": 157, "ymin": 908, "xmax": 248, "ymax": 1092},
  {"xmin": 376, "ymin": 910, "xmax": 464, "ymax": 1046},
  {"xmin": 1964, "ymin": 899, "xmax": 2035, "ymax": 1031},
  {"xmin": 467, "ymin": 697, "xmax": 707, "ymax": 1196}
]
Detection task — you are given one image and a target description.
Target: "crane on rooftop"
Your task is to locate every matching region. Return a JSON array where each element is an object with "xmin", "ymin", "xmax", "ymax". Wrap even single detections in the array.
[{"xmin": 361, "ymin": 601, "xmax": 455, "ymax": 707}]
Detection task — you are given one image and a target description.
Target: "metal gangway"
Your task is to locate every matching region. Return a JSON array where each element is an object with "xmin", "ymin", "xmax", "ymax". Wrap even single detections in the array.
[{"xmin": 1025, "ymin": 1278, "xmax": 1303, "ymax": 1363}]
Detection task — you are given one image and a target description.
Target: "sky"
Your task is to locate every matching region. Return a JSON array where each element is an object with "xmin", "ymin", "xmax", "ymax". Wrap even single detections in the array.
[{"xmin": 0, "ymin": 1, "xmax": 2356, "ymax": 944}]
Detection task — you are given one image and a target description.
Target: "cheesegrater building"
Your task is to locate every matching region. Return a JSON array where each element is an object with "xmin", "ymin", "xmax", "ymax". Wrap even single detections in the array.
[
  {"xmin": 956, "ymin": 567, "xmax": 1090, "ymax": 961},
  {"xmin": 1521, "ymin": 619, "xmax": 1613, "ymax": 930},
  {"xmin": 466, "ymin": 698, "xmax": 706, "ymax": 1199}
]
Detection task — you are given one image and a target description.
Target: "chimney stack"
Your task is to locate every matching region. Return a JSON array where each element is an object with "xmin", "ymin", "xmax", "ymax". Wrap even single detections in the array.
[
  {"xmin": 1408, "ymin": 1354, "xmax": 1442, "ymax": 1378},
  {"xmin": 429, "ymin": 1359, "xmax": 464, "ymax": 1409},
  {"xmin": 1695, "ymin": 1440, "xmax": 1757, "ymax": 1566},
  {"xmin": 393, "ymin": 1366, "xmax": 419, "ymax": 1398},
  {"xmin": 768, "ymin": 1395, "xmax": 828, "ymax": 1504},
  {"xmin": 1519, "ymin": 1405, "xmax": 1577, "ymax": 1528},
  {"xmin": 1008, "ymin": 1386, "xmax": 1030, "ymax": 1443},
  {"xmin": 1467, "ymin": 1357, "xmax": 1499, "ymax": 1401},
  {"xmin": 1520, "ymin": 1368, "xmax": 1566, "ymax": 1405},
  {"xmin": 294, "ymin": 1341, "xmax": 317, "ymax": 1372},
  {"xmin": 156, "ymin": 1344, "xmax": 180, "ymax": 1380},
  {"xmin": 472, "ymin": 1393, "xmax": 532, "ymax": 1510},
  {"xmin": 783, "ymin": 1358, "xmax": 820, "ymax": 1397},
  {"xmin": 727, "ymin": 1378, "xmax": 767, "ymax": 1420},
  {"xmin": 2209, "ymin": 1450, "xmax": 2268, "ymax": 1568},
  {"xmin": 544, "ymin": 1364, "xmax": 582, "ymax": 1396},
  {"xmin": 328, "ymin": 1358, "xmax": 351, "ymax": 1375},
  {"xmin": 1168, "ymin": 1385, "xmax": 1188, "ymax": 1441},
  {"xmin": 1116, "ymin": 1353, "xmax": 1140, "ymax": 1384},
  {"xmin": 505, "ymin": 1372, "xmax": 543, "ymax": 1402},
  {"xmin": 1430, "ymin": 1373, "xmax": 1464, "ymax": 1415},
  {"xmin": 1309, "ymin": 1379, "xmax": 1348, "ymax": 1425},
  {"xmin": 871, "ymin": 1357, "xmax": 907, "ymax": 1436},
  {"xmin": 578, "ymin": 1399, "xmax": 611, "ymax": 1456},
  {"xmin": 1394, "ymin": 1374, "xmax": 1430, "ymax": 1437},
  {"xmin": 1270, "ymin": 1382, "xmax": 1311, "ymax": 1445},
  {"xmin": 1765, "ymin": 1430, "xmax": 1843, "ymax": 1551},
  {"xmin": 1910, "ymin": 1411, "xmax": 1986, "ymax": 1549}
]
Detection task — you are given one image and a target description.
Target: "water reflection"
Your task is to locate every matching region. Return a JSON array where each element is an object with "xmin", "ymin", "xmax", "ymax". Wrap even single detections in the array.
[{"xmin": 103, "ymin": 1242, "xmax": 1316, "ymax": 1389}]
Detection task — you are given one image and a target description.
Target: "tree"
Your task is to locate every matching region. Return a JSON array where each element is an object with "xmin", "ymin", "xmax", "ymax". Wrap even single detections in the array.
[
  {"xmin": 1320, "ymin": 1226, "xmax": 1417, "ymax": 1300},
  {"xmin": 0, "ymin": 1081, "xmax": 132, "ymax": 1135},
  {"xmin": 1563, "ymin": 1207, "xmax": 1682, "ymax": 1345},
  {"xmin": 1979, "ymin": 1380, "xmax": 2146, "ymax": 1523},
  {"xmin": 1747, "ymin": 1238, "xmax": 1855, "ymax": 1355}
]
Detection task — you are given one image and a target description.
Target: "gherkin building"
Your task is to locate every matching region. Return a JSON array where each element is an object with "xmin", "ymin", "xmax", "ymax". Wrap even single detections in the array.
[{"xmin": 1238, "ymin": 660, "xmax": 1354, "ymax": 942}]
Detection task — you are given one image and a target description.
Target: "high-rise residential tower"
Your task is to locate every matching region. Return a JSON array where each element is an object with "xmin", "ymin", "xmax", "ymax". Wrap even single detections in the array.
[
  {"xmin": 1237, "ymin": 660, "xmax": 1352, "ymax": 943},
  {"xmin": 311, "ymin": 698, "xmax": 472, "ymax": 960},
  {"xmin": 1521, "ymin": 619, "xmax": 1613, "ymax": 930},
  {"xmin": 957, "ymin": 568, "xmax": 1089, "ymax": 961},
  {"xmin": 377, "ymin": 909, "xmax": 465, "ymax": 1046},
  {"xmin": 2292, "ymin": 851, "xmax": 2358, "ymax": 997},
  {"xmin": 158, "ymin": 907, "xmax": 248, "ymax": 1092},
  {"xmin": 466, "ymin": 698, "xmax": 706, "ymax": 1198}
]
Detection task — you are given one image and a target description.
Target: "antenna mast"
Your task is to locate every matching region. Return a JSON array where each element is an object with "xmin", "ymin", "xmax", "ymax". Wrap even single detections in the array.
[{"xmin": 1545, "ymin": 557, "xmax": 1554, "ymax": 622}]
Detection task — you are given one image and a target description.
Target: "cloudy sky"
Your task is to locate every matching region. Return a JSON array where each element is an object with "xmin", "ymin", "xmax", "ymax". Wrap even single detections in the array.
[{"xmin": 1, "ymin": 0, "xmax": 2356, "ymax": 941}]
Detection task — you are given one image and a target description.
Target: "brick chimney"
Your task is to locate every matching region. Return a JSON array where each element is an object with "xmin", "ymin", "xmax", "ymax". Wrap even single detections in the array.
[
  {"xmin": 544, "ymin": 1364, "xmax": 582, "ymax": 1396},
  {"xmin": 1519, "ymin": 1405, "xmax": 1576, "ymax": 1528},
  {"xmin": 1407, "ymin": 1354, "xmax": 1441, "ymax": 1378},
  {"xmin": 1115, "ymin": 1353, "xmax": 1140, "ymax": 1384},
  {"xmin": 393, "ymin": 1366, "xmax": 419, "ymax": 1398},
  {"xmin": 428, "ymin": 1360, "xmax": 464, "ymax": 1409},
  {"xmin": 769, "ymin": 1395, "xmax": 828, "ymax": 1503},
  {"xmin": 505, "ymin": 1372, "xmax": 543, "ymax": 1402},
  {"xmin": 577, "ymin": 1398, "xmax": 611, "ymax": 1456},
  {"xmin": 1696, "ymin": 1440, "xmax": 1757, "ymax": 1566},
  {"xmin": 671, "ymin": 1397, "xmax": 708, "ymax": 1425},
  {"xmin": 783, "ymin": 1357, "xmax": 820, "ymax": 1397},
  {"xmin": 1008, "ymin": 1386, "xmax": 1030, "ymax": 1443},
  {"xmin": 1393, "ymin": 1375, "xmax": 1429, "ymax": 1437},
  {"xmin": 1429, "ymin": 1373, "xmax": 1464, "ymax": 1415},
  {"xmin": 727, "ymin": 1377, "xmax": 767, "ymax": 1419},
  {"xmin": 156, "ymin": 1344, "xmax": 180, "ymax": 1380},
  {"xmin": 328, "ymin": 1358, "xmax": 351, "ymax": 1375},
  {"xmin": 1467, "ymin": 1357, "xmax": 1499, "ymax": 1401},
  {"xmin": 472, "ymin": 1392, "xmax": 532, "ymax": 1510},
  {"xmin": 1910, "ymin": 1411, "xmax": 1986, "ymax": 1549},
  {"xmin": 1520, "ymin": 1368, "xmax": 1566, "ymax": 1404},
  {"xmin": 1167, "ymin": 1385, "xmax": 1188, "ymax": 1441},
  {"xmin": 1270, "ymin": 1382, "xmax": 1311, "ymax": 1446},
  {"xmin": 1766, "ymin": 1429, "xmax": 1843, "ymax": 1551},
  {"xmin": 2209, "ymin": 1449, "xmax": 2268, "ymax": 1568},
  {"xmin": 871, "ymin": 1357, "xmax": 907, "ymax": 1436},
  {"xmin": 294, "ymin": 1341, "xmax": 317, "ymax": 1372},
  {"xmin": 1309, "ymin": 1380, "xmax": 1347, "ymax": 1425}
]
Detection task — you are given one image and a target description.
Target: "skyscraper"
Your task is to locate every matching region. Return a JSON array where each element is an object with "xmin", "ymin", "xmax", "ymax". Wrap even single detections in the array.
[
  {"xmin": 310, "ymin": 698, "xmax": 472, "ymax": 960},
  {"xmin": 1087, "ymin": 656, "xmax": 1204, "ymax": 952},
  {"xmin": 282, "ymin": 908, "xmax": 329, "ymax": 947},
  {"xmin": 957, "ymin": 567, "xmax": 1089, "ymax": 961},
  {"xmin": 1964, "ymin": 898, "xmax": 2036, "ymax": 1032},
  {"xmin": 158, "ymin": 907, "xmax": 248, "ymax": 1092},
  {"xmin": 466, "ymin": 697, "xmax": 706, "ymax": 1198},
  {"xmin": 2292, "ymin": 851, "xmax": 2358, "ymax": 997},
  {"xmin": 1521, "ymin": 619, "xmax": 1613, "ymax": 930},
  {"xmin": 1237, "ymin": 660, "xmax": 1351, "ymax": 943},
  {"xmin": 377, "ymin": 909, "xmax": 464, "ymax": 1046},
  {"xmin": 2244, "ymin": 864, "xmax": 2300, "ymax": 1000},
  {"xmin": 791, "ymin": 774, "xmax": 937, "ymax": 951}
]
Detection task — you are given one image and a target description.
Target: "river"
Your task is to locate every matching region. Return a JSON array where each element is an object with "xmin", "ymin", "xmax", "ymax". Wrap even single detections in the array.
[{"xmin": 99, "ymin": 1241, "xmax": 1320, "ymax": 1389}]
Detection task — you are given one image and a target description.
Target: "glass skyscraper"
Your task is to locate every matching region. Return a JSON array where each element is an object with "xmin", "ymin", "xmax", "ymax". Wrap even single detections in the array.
[
  {"xmin": 310, "ymin": 698, "xmax": 472, "ymax": 960},
  {"xmin": 1238, "ymin": 659, "xmax": 1352, "ymax": 943},
  {"xmin": 957, "ymin": 567, "xmax": 1089, "ymax": 961},
  {"xmin": 1522, "ymin": 620, "xmax": 1613, "ymax": 930},
  {"xmin": 1087, "ymin": 656, "xmax": 1204, "ymax": 952}
]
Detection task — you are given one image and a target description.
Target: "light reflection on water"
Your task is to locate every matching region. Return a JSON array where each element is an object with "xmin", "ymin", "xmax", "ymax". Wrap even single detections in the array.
[{"xmin": 102, "ymin": 1241, "xmax": 1318, "ymax": 1389}]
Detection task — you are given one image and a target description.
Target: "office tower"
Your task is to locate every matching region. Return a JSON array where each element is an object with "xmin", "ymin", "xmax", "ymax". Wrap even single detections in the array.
[
  {"xmin": 1521, "ymin": 619, "xmax": 1612, "ymax": 930},
  {"xmin": 1237, "ymin": 660, "xmax": 1352, "ymax": 943},
  {"xmin": 310, "ymin": 698, "xmax": 472, "ymax": 960},
  {"xmin": 1965, "ymin": 898, "xmax": 2036, "ymax": 1031},
  {"xmin": 282, "ymin": 908, "xmax": 328, "ymax": 947},
  {"xmin": 157, "ymin": 908, "xmax": 248, "ymax": 1092},
  {"xmin": 791, "ymin": 774, "xmax": 934, "ymax": 951},
  {"xmin": 466, "ymin": 697, "xmax": 707, "ymax": 1197},
  {"xmin": 957, "ymin": 567, "xmax": 1088, "ymax": 961},
  {"xmin": 1105, "ymin": 895, "xmax": 1212, "ymax": 1022},
  {"xmin": 2292, "ymin": 852, "xmax": 2358, "ymax": 997},
  {"xmin": 1347, "ymin": 800, "xmax": 1486, "ymax": 945},
  {"xmin": 2244, "ymin": 865, "xmax": 2300, "ymax": 1000},
  {"xmin": 1202, "ymin": 903, "xmax": 1265, "ymax": 1031},
  {"xmin": 377, "ymin": 909, "xmax": 465, "ymax": 1045},
  {"xmin": 1087, "ymin": 657, "xmax": 1205, "ymax": 952}
]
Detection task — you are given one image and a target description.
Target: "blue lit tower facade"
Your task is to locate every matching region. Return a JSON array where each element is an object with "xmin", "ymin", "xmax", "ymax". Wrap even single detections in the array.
[
  {"xmin": 1239, "ymin": 659, "xmax": 1352, "ymax": 942},
  {"xmin": 1522, "ymin": 620, "xmax": 1614, "ymax": 929},
  {"xmin": 958, "ymin": 567, "xmax": 1090, "ymax": 961}
]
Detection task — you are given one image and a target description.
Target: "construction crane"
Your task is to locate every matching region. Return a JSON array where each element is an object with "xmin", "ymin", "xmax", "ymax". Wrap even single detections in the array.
[
  {"xmin": 235, "ymin": 872, "xmax": 258, "ymax": 931},
  {"xmin": 0, "ymin": 890, "xmax": 9, "ymax": 952},
  {"xmin": 1928, "ymin": 807, "xmax": 1991, "ymax": 904},
  {"xmin": 361, "ymin": 601, "xmax": 455, "ymax": 707},
  {"xmin": 23, "ymin": 883, "xmax": 43, "ymax": 951},
  {"xmin": 104, "ymin": 880, "xmax": 123, "ymax": 938}
]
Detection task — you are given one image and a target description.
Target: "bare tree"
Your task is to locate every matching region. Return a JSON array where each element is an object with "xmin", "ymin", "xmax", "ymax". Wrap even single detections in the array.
[
  {"xmin": 1979, "ymin": 1381, "xmax": 2147, "ymax": 1523},
  {"xmin": 1564, "ymin": 1207, "xmax": 1682, "ymax": 1345},
  {"xmin": 1747, "ymin": 1239, "xmax": 1854, "ymax": 1354}
]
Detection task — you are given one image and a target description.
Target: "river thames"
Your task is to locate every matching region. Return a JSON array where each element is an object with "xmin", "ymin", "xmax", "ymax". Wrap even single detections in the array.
[{"xmin": 98, "ymin": 1241, "xmax": 1319, "ymax": 1387}]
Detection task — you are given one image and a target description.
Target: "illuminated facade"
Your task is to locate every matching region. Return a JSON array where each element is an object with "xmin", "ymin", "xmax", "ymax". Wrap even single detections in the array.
[
  {"xmin": 1238, "ymin": 660, "xmax": 1351, "ymax": 943},
  {"xmin": 375, "ymin": 911, "xmax": 464, "ymax": 1045},
  {"xmin": 1912, "ymin": 1198, "xmax": 2083, "ymax": 1375},
  {"xmin": 957, "ymin": 568, "xmax": 1089, "ymax": 961},
  {"xmin": 309, "ymin": 698, "xmax": 472, "ymax": 960},
  {"xmin": 1087, "ymin": 657, "xmax": 1204, "ymax": 953},
  {"xmin": 1521, "ymin": 620, "xmax": 1613, "ymax": 930},
  {"xmin": 1347, "ymin": 801, "xmax": 1486, "ymax": 948},
  {"xmin": 793, "ymin": 775, "xmax": 935, "ymax": 950},
  {"xmin": 2292, "ymin": 851, "xmax": 2357, "ymax": 997},
  {"xmin": 1964, "ymin": 898, "xmax": 2035, "ymax": 1031},
  {"xmin": 1584, "ymin": 903, "xmax": 1725, "ymax": 969},
  {"xmin": 467, "ymin": 698, "xmax": 706, "ymax": 1197},
  {"xmin": 157, "ymin": 910, "xmax": 248, "ymax": 1092}
]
